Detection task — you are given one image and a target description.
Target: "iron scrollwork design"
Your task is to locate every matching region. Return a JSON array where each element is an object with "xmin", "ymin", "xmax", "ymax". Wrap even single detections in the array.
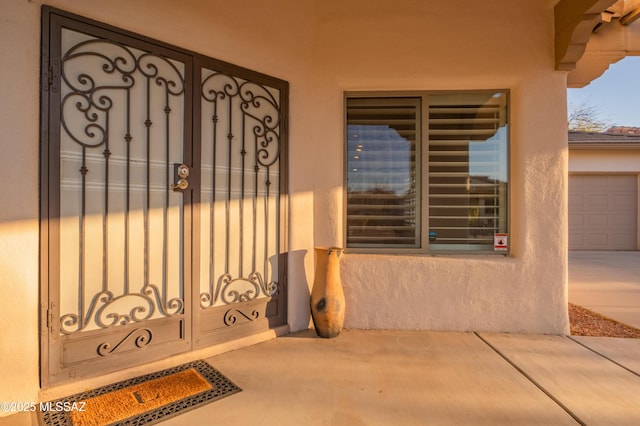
[
  {"xmin": 97, "ymin": 328, "xmax": 153, "ymax": 356},
  {"xmin": 58, "ymin": 33, "xmax": 186, "ymax": 335},
  {"xmin": 223, "ymin": 309, "xmax": 260, "ymax": 326},
  {"xmin": 200, "ymin": 70, "xmax": 282, "ymax": 311},
  {"xmin": 200, "ymin": 272, "xmax": 278, "ymax": 309},
  {"xmin": 60, "ymin": 284, "xmax": 183, "ymax": 335},
  {"xmin": 61, "ymin": 39, "xmax": 185, "ymax": 148},
  {"xmin": 201, "ymin": 72, "xmax": 281, "ymax": 169},
  {"xmin": 238, "ymin": 81, "xmax": 281, "ymax": 169}
]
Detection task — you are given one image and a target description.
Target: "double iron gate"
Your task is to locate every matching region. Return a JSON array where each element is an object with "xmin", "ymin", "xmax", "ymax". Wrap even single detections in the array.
[{"xmin": 40, "ymin": 7, "xmax": 288, "ymax": 386}]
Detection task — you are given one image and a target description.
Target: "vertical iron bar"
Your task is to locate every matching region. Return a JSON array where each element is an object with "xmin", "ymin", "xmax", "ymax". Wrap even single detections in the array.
[
  {"xmin": 78, "ymin": 147, "xmax": 87, "ymax": 329},
  {"xmin": 124, "ymin": 88, "xmax": 131, "ymax": 294},
  {"xmin": 144, "ymin": 77, "xmax": 151, "ymax": 286},
  {"xmin": 162, "ymin": 87, "xmax": 170, "ymax": 304},
  {"xmin": 264, "ymin": 166, "xmax": 270, "ymax": 285},
  {"xmin": 225, "ymin": 95, "xmax": 233, "ymax": 274},
  {"xmin": 239, "ymin": 112, "xmax": 245, "ymax": 277},
  {"xmin": 252, "ymin": 135, "xmax": 258, "ymax": 274},
  {"xmin": 209, "ymin": 100, "xmax": 218, "ymax": 299},
  {"xmin": 102, "ymin": 124, "xmax": 110, "ymax": 293}
]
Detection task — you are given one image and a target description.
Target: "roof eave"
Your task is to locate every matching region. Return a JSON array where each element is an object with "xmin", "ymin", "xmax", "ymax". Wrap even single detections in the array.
[{"xmin": 569, "ymin": 142, "xmax": 640, "ymax": 150}]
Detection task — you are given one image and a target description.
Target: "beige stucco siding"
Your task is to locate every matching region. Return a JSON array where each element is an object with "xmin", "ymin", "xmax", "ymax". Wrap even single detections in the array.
[
  {"xmin": 0, "ymin": 1, "xmax": 44, "ymax": 410},
  {"xmin": 1, "ymin": 0, "xmax": 568, "ymax": 410},
  {"xmin": 310, "ymin": 0, "xmax": 568, "ymax": 332},
  {"xmin": 569, "ymin": 149, "xmax": 640, "ymax": 172}
]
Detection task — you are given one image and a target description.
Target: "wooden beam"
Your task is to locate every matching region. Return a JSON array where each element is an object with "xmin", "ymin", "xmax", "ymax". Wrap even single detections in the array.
[
  {"xmin": 555, "ymin": 0, "xmax": 618, "ymax": 70},
  {"xmin": 620, "ymin": 7, "xmax": 640, "ymax": 25}
]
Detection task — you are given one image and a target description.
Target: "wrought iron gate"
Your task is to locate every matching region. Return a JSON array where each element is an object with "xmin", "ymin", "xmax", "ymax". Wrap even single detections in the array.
[{"xmin": 40, "ymin": 7, "xmax": 287, "ymax": 386}]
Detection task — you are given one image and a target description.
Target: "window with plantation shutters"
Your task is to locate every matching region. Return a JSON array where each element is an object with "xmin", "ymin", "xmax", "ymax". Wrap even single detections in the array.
[
  {"xmin": 428, "ymin": 92, "xmax": 508, "ymax": 251},
  {"xmin": 346, "ymin": 98, "xmax": 421, "ymax": 247},
  {"xmin": 345, "ymin": 91, "xmax": 509, "ymax": 253}
]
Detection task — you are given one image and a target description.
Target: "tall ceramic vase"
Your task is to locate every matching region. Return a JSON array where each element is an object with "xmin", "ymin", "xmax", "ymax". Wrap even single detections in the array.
[{"xmin": 310, "ymin": 247, "xmax": 345, "ymax": 338}]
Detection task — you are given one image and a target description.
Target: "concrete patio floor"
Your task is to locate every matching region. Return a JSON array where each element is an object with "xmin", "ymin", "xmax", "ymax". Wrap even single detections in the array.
[
  {"xmin": 157, "ymin": 329, "xmax": 640, "ymax": 426},
  {"xmin": 157, "ymin": 251, "xmax": 640, "ymax": 425},
  {"xmin": 4, "ymin": 251, "xmax": 639, "ymax": 426},
  {"xmin": 3, "ymin": 329, "xmax": 639, "ymax": 425}
]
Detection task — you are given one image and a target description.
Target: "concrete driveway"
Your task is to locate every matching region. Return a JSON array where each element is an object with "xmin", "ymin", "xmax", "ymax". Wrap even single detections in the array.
[{"xmin": 568, "ymin": 251, "xmax": 640, "ymax": 330}]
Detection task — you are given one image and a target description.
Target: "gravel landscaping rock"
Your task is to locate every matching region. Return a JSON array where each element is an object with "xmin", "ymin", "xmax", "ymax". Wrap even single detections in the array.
[{"xmin": 569, "ymin": 303, "xmax": 640, "ymax": 338}]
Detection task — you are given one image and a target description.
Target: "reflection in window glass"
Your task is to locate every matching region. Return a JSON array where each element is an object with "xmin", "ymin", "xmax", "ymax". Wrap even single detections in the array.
[
  {"xmin": 346, "ymin": 98, "xmax": 420, "ymax": 247},
  {"xmin": 428, "ymin": 92, "xmax": 508, "ymax": 251}
]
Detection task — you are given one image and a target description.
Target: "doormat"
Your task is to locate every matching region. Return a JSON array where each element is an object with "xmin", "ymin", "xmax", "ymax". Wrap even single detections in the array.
[{"xmin": 40, "ymin": 360, "xmax": 241, "ymax": 426}]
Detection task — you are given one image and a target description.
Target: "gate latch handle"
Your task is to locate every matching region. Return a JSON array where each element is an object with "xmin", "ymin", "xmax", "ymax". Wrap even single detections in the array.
[{"xmin": 171, "ymin": 163, "xmax": 190, "ymax": 191}]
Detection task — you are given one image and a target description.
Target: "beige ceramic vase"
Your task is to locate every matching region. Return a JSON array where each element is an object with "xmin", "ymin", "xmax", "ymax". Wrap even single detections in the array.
[{"xmin": 310, "ymin": 247, "xmax": 345, "ymax": 338}]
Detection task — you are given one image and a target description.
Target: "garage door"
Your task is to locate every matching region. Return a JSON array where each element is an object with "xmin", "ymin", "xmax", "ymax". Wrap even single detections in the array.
[{"xmin": 569, "ymin": 174, "xmax": 638, "ymax": 250}]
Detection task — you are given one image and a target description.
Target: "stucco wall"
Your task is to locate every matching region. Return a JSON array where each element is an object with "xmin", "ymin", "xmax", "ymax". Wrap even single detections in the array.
[
  {"xmin": 0, "ymin": 0, "xmax": 43, "ymax": 411},
  {"xmin": 309, "ymin": 0, "xmax": 569, "ymax": 333},
  {"xmin": 569, "ymin": 149, "xmax": 640, "ymax": 172},
  {"xmin": 0, "ymin": 0, "xmax": 569, "ymax": 411}
]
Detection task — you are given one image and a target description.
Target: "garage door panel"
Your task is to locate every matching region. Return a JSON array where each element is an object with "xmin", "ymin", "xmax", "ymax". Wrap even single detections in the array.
[
  {"xmin": 586, "ymin": 195, "xmax": 608, "ymax": 209},
  {"xmin": 613, "ymin": 194, "xmax": 636, "ymax": 209},
  {"xmin": 586, "ymin": 233, "xmax": 608, "ymax": 248},
  {"xmin": 568, "ymin": 194, "xmax": 584, "ymax": 208},
  {"xmin": 569, "ymin": 233, "xmax": 584, "ymax": 247},
  {"xmin": 612, "ymin": 233, "xmax": 636, "ymax": 247},
  {"xmin": 587, "ymin": 215, "xmax": 607, "ymax": 226},
  {"xmin": 612, "ymin": 214, "xmax": 635, "ymax": 227},
  {"xmin": 569, "ymin": 214, "xmax": 584, "ymax": 226},
  {"xmin": 569, "ymin": 174, "xmax": 638, "ymax": 251},
  {"xmin": 570, "ymin": 175, "xmax": 584, "ymax": 188},
  {"xmin": 588, "ymin": 176, "xmax": 608, "ymax": 189}
]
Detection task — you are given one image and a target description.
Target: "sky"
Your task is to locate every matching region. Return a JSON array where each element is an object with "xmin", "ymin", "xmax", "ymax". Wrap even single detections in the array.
[{"xmin": 567, "ymin": 56, "xmax": 640, "ymax": 128}]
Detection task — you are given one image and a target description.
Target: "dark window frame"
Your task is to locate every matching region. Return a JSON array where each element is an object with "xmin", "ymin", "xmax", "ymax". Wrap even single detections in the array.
[{"xmin": 344, "ymin": 90, "xmax": 510, "ymax": 255}]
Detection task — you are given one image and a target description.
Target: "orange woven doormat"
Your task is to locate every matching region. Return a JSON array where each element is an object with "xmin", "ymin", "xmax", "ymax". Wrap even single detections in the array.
[{"xmin": 40, "ymin": 360, "xmax": 241, "ymax": 426}]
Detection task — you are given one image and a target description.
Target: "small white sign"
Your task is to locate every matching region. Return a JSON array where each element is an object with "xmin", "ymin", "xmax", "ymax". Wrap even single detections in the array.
[{"xmin": 494, "ymin": 233, "xmax": 508, "ymax": 251}]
